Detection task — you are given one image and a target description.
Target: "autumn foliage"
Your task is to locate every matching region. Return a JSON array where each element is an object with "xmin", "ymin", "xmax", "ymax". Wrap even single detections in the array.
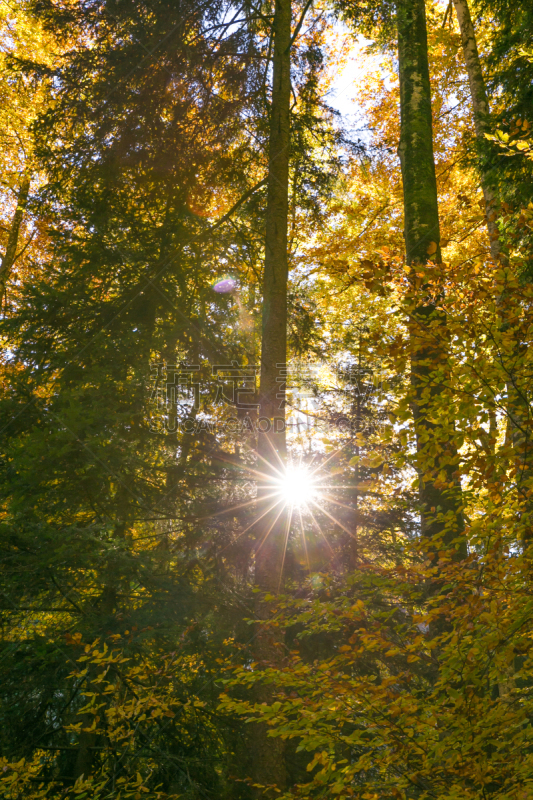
[{"xmin": 1, "ymin": 0, "xmax": 533, "ymax": 798}]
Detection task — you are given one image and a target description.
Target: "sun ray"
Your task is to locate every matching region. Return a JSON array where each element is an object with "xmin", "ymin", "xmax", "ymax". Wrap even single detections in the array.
[
  {"xmin": 194, "ymin": 491, "xmax": 281, "ymax": 522},
  {"xmin": 254, "ymin": 502, "xmax": 288, "ymax": 556},
  {"xmin": 257, "ymin": 432, "xmax": 287, "ymax": 474},
  {"xmin": 308, "ymin": 445, "xmax": 348, "ymax": 478},
  {"xmin": 278, "ymin": 505, "xmax": 294, "ymax": 590},
  {"xmin": 305, "ymin": 504, "xmax": 337, "ymax": 561},
  {"xmin": 211, "ymin": 450, "xmax": 284, "ymax": 485},
  {"xmin": 309, "ymin": 498, "xmax": 358, "ymax": 540},
  {"xmin": 318, "ymin": 492, "xmax": 358, "ymax": 512},
  {"xmin": 215, "ymin": 496, "xmax": 288, "ymax": 555},
  {"xmin": 298, "ymin": 507, "xmax": 310, "ymax": 571}
]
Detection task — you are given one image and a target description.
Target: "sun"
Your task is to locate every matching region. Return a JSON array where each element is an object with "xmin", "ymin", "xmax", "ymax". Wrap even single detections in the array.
[
  {"xmin": 205, "ymin": 450, "xmax": 357, "ymax": 576},
  {"xmin": 272, "ymin": 465, "xmax": 316, "ymax": 508}
]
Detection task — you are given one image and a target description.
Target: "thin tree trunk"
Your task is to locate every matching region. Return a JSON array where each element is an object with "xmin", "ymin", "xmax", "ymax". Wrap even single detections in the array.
[
  {"xmin": 0, "ymin": 174, "xmax": 31, "ymax": 304},
  {"xmin": 449, "ymin": 0, "xmax": 533, "ymax": 540},
  {"xmin": 256, "ymin": 0, "xmax": 291, "ymax": 593},
  {"xmin": 258, "ymin": 0, "xmax": 291, "ymax": 476},
  {"xmin": 452, "ymin": 0, "xmax": 500, "ymax": 260},
  {"xmin": 397, "ymin": 0, "xmax": 464, "ymax": 553},
  {"xmin": 251, "ymin": 0, "xmax": 292, "ymax": 792},
  {"xmin": 450, "ymin": 0, "xmax": 533, "ymax": 525}
]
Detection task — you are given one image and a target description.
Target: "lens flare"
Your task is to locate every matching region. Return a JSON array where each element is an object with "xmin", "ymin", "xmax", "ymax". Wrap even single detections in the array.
[
  {"xmin": 213, "ymin": 277, "xmax": 236, "ymax": 294},
  {"xmin": 273, "ymin": 466, "xmax": 315, "ymax": 508},
  {"xmin": 195, "ymin": 447, "xmax": 358, "ymax": 582}
]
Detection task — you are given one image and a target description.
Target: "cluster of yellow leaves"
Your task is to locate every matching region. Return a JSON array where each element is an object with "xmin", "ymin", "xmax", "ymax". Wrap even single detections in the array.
[
  {"xmin": 221, "ymin": 536, "xmax": 533, "ymax": 799},
  {"xmin": 0, "ymin": 637, "xmax": 212, "ymax": 799}
]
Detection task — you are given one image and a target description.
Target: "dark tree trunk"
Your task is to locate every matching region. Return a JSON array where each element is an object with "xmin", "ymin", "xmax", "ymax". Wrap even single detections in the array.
[
  {"xmin": 397, "ymin": 0, "xmax": 464, "ymax": 553},
  {"xmin": 257, "ymin": 0, "xmax": 291, "ymax": 476},
  {"xmin": 452, "ymin": 0, "xmax": 500, "ymax": 260},
  {"xmin": 251, "ymin": 0, "xmax": 292, "ymax": 793},
  {"xmin": 0, "ymin": 174, "xmax": 31, "ymax": 305},
  {"xmin": 450, "ymin": 0, "xmax": 533, "ymax": 530},
  {"xmin": 255, "ymin": 0, "xmax": 292, "ymax": 594}
]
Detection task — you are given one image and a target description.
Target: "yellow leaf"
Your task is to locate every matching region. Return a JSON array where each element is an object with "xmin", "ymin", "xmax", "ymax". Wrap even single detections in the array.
[{"xmin": 427, "ymin": 241, "xmax": 438, "ymax": 255}]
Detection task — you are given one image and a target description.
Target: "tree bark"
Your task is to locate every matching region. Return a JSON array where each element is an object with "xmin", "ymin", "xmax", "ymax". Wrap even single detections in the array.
[
  {"xmin": 452, "ymin": 0, "xmax": 500, "ymax": 260},
  {"xmin": 0, "ymin": 174, "xmax": 31, "ymax": 304},
  {"xmin": 448, "ymin": 0, "xmax": 533, "ymax": 545},
  {"xmin": 251, "ymin": 0, "xmax": 292, "ymax": 793},
  {"xmin": 397, "ymin": 0, "xmax": 464, "ymax": 553},
  {"xmin": 450, "ymin": 1, "xmax": 533, "ymax": 527},
  {"xmin": 255, "ymin": 0, "xmax": 291, "ymax": 593},
  {"xmin": 257, "ymin": 0, "xmax": 291, "ymax": 477}
]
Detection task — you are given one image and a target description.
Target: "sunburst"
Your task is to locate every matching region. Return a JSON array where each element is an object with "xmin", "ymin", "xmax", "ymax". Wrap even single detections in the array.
[
  {"xmin": 203, "ymin": 442, "xmax": 359, "ymax": 581},
  {"xmin": 270, "ymin": 464, "xmax": 317, "ymax": 509}
]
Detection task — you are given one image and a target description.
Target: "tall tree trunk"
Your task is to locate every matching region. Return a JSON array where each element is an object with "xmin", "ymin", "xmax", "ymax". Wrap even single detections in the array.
[
  {"xmin": 450, "ymin": 1, "xmax": 533, "ymax": 530},
  {"xmin": 258, "ymin": 0, "xmax": 291, "ymax": 475},
  {"xmin": 0, "ymin": 174, "xmax": 31, "ymax": 305},
  {"xmin": 256, "ymin": 0, "xmax": 291, "ymax": 592},
  {"xmin": 251, "ymin": 0, "xmax": 292, "ymax": 792},
  {"xmin": 397, "ymin": 0, "xmax": 464, "ymax": 553},
  {"xmin": 451, "ymin": 0, "xmax": 500, "ymax": 260}
]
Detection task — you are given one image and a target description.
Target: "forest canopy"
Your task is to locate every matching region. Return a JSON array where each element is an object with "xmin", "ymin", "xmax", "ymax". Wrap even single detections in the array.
[{"xmin": 1, "ymin": 0, "xmax": 533, "ymax": 798}]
